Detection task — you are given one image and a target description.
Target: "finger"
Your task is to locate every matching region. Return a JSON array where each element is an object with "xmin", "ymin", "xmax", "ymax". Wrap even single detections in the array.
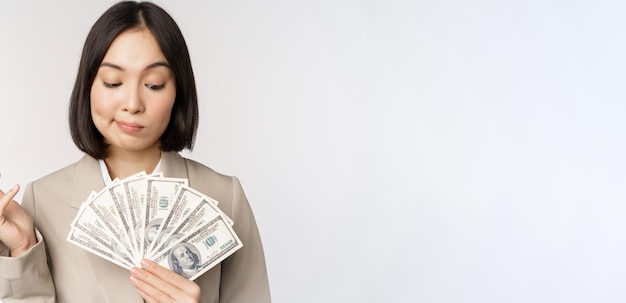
[
  {"xmin": 0, "ymin": 185, "xmax": 20, "ymax": 214},
  {"xmin": 132, "ymin": 259, "xmax": 200, "ymax": 301},
  {"xmin": 135, "ymin": 287, "xmax": 159, "ymax": 303},
  {"xmin": 141, "ymin": 259, "xmax": 190, "ymax": 290},
  {"xmin": 130, "ymin": 267, "xmax": 175, "ymax": 302}
]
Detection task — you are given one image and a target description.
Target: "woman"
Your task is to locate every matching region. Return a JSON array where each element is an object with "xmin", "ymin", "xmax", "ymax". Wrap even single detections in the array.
[{"xmin": 0, "ymin": 2, "xmax": 271, "ymax": 302}]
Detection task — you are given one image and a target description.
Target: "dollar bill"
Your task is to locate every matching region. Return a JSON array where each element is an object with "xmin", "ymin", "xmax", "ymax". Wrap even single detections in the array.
[
  {"xmin": 67, "ymin": 227, "xmax": 134, "ymax": 269},
  {"xmin": 86, "ymin": 184, "xmax": 137, "ymax": 261},
  {"xmin": 148, "ymin": 186, "xmax": 226, "ymax": 258},
  {"xmin": 145, "ymin": 186, "xmax": 206, "ymax": 257},
  {"xmin": 151, "ymin": 215, "xmax": 243, "ymax": 281},
  {"xmin": 144, "ymin": 177, "xmax": 187, "ymax": 255},
  {"xmin": 106, "ymin": 172, "xmax": 146, "ymax": 259},
  {"xmin": 70, "ymin": 199, "xmax": 137, "ymax": 267},
  {"xmin": 123, "ymin": 172, "xmax": 163, "ymax": 257},
  {"xmin": 67, "ymin": 172, "xmax": 241, "ymax": 280}
]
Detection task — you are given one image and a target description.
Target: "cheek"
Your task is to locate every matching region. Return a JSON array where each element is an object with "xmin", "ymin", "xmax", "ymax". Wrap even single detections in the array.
[
  {"xmin": 155, "ymin": 95, "xmax": 176, "ymax": 123},
  {"xmin": 90, "ymin": 85, "xmax": 111, "ymax": 118},
  {"xmin": 90, "ymin": 102, "xmax": 112, "ymax": 128}
]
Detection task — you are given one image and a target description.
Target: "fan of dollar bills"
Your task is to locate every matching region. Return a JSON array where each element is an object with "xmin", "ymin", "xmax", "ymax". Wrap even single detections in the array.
[{"xmin": 66, "ymin": 171, "xmax": 242, "ymax": 281}]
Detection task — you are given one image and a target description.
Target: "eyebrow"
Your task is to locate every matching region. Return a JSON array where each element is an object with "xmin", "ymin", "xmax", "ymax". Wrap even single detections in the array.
[{"xmin": 99, "ymin": 61, "xmax": 171, "ymax": 71}]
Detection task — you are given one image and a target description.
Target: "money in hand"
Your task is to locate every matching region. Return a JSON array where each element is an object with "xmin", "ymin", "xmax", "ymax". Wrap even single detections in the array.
[{"xmin": 67, "ymin": 173, "xmax": 242, "ymax": 280}]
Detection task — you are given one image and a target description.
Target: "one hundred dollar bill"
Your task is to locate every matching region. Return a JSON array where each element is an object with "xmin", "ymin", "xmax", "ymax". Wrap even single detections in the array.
[
  {"xmin": 69, "ymin": 200, "xmax": 137, "ymax": 267},
  {"xmin": 67, "ymin": 172, "xmax": 242, "ymax": 278},
  {"xmin": 107, "ymin": 171, "xmax": 146, "ymax": 259},
  {"xmin": 87, "ymin": 185, "xmax": 138, "ymax": 261},
  {"xmin": 124, "ymin": 172, "xmax": 163, "ymax": 257},
  {"xmin": 67, "ymin": 227, "xmax": 134, "ymax": 269},
  {"xmin": 148, "ymin": 187, "xmax": 232, "ymax": 258},
  {"xmin": 151, "ymin": 215, "xmax": 243, "ymax": 281},
  {"xmin": 144, "ymin": 177, "xmax": 187, "ymax": 255}
]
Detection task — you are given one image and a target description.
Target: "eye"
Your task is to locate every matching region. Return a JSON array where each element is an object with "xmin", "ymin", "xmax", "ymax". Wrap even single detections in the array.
[
  {"xmin": 146, "ymin": 83, "xmax": 166, "ymax": 91},
  {"xmin": 103, "ymin": 81, "xmax": 122, "ymax": 88}
]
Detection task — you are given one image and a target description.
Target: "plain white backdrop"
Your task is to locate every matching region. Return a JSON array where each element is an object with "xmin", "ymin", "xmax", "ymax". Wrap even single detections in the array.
[{"xmin": 1, "ymin": 0, "xmax": 626, "ymax": 302}]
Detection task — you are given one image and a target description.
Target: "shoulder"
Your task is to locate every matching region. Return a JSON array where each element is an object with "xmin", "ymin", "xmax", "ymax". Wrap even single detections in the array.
[
  {"xmin": 26, "ymin": 155, "xmax": 102, "ymax": 207},
  {"xmin": 183, "ymin": 157, "xmax": 230, "ymax": 181},
  {"xmin": 181, "ymin": 156, "xmax": 235, "ymax": 193},
  {"xmin": 22, "ymin": 155, "xmax": 99, "ymax": 218},
  {"xmin": 30, "ymin": 156, "xmax": 93, "ymax": 188},
  {"xmin": 172, "ymin": 154, "xmax": 245, "ymax": 214}
]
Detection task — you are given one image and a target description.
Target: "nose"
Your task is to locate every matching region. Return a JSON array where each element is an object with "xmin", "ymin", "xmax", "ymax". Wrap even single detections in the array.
[{"xmin": 122, "ymin": 84, "xmax": 145, "ymax": 114}]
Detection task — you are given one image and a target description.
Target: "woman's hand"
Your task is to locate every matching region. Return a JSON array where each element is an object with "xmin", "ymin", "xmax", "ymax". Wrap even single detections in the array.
[
  {"xmin": 130, "ymin": 259, "xmax": 201, "ymax": 303},
  {"xmin": 0, "ymin": 184, "xmax": 37, "ymax": 258}
]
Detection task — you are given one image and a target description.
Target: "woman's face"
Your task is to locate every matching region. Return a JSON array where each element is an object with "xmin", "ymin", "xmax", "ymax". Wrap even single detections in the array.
[{"xmin": 90, "ymin": 28, "xmax": 176, "ymax": 155}]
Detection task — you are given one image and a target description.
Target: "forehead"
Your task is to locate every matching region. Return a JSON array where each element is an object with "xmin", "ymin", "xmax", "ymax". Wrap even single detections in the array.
[{"xmin": 102, "ymin": 28, "xmax": 167, "ymax": 66}]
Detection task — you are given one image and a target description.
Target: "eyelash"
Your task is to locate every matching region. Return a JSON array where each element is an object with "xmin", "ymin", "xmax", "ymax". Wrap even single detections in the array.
[
  {"xmin": 146, "ymin": 84, "xmax": 165, "ymax": 91},
  {"xmin": 102, "ymin": 82, "xmax": 165, "ymax": 91},
  {"xmin": 103, "ymin": 82, "xmax": 121, "ymax": 88}
]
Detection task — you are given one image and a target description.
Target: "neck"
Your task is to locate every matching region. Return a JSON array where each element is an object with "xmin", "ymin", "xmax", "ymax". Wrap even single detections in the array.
[{"xmin": 103, "ymin": 147, "xmax": 161, "ymax": 180}]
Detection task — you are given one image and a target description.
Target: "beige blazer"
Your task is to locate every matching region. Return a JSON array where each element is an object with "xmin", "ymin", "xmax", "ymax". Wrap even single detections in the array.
[{"xmin": 0, "ymin": 152, "xmax": 271, "ymax": 303}]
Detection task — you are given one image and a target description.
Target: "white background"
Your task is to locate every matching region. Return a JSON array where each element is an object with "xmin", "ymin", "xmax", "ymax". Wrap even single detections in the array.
[{"xmin": 1, "ymin": 0, "xmax": 626, "ymax": 302}]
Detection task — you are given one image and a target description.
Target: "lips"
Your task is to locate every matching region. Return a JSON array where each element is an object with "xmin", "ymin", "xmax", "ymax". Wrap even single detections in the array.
[{"xmin": 116, "ymin": 121, "xmax": 144, "ymax": 133}]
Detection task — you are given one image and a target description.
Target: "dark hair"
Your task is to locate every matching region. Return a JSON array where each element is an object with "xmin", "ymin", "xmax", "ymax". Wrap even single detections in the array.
[{"xmin": 69, "ymin": 1, "xmax": 198, "ymax": 159}]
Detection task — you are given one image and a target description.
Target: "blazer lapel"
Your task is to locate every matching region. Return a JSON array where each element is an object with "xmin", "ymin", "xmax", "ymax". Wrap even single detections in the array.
[
  {"xmin": 161, "ymin": 151, "xmax": 189, "ymax": 179},
  {"xmin": 69, "ymin": 155, "xmax": 105, "ymax": 210}
]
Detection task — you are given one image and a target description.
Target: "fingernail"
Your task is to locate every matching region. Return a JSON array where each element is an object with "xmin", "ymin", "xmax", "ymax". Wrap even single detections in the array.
[
  {"xmin": 129, "ymin": 275, "xmax": 138, "ymax": 284},
  {"xmin": 141, "ymin": 259, "xmax": 150, "ymax": 268},
  {"xmin": 130, "ymin": 267, "xmax": 141, "ymax": 277}
]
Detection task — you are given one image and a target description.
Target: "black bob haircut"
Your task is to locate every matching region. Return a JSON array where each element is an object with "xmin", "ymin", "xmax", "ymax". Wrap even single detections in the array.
[{"xmin": 69, "ymin": 1, "xmax": 198, "ymax": 159}]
